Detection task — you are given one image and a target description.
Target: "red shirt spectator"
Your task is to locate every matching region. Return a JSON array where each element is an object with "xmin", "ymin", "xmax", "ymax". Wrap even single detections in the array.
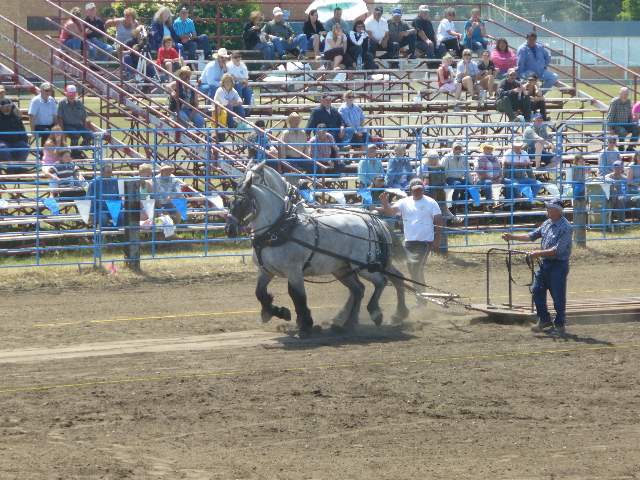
[{"xmin": 157, "ymin": 38, "xmax": 180, "ymax": 66}]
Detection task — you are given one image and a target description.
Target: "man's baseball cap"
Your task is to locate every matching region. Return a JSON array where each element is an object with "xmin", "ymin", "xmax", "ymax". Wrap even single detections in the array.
[
  {"xmin": 0, "ymin": 98, "xmax": 13, "ymax": 106},
  {"xmin": 452, "ymin": 141, "xmax": 464, "ymax": 149},
  {"xmin": 533, "ymin": 113, "xmax": 543, "ymax": 120},
  {"xmin": 607, "ymin": 136, "xmax": 618, "ymax": 143},
  {"xmin": 544, "ymin": 198, "xmax": 564, "ymax": 211},
  {"xmin": 409, "ymin": 178, "xmax": 424, "ymax": 190},
  {"xmin": 40, "ymin": 82, "xmax": 53, "ymax": 92},
  {"xmin": 418, "ymin": 5, "xmax": 430, "ymax": 13},
  {"xmin": 392, "ymin": 7, "xmax": 402, "ymax": 16},
  {"xmin": 374, "ymin": 6, "xmax": 384, "ymax": 13},
  {"xmin": 273, "ymin": 7, "xmax": 284, "ymax": 16},
  {"xmin": 613, "ymin": 160, "xmax": 623, "ymax": 167},
  {"xmin": 85, "ymin": 2, "xmax": 96, "ymax": 10},
  {"xmin": 65, "ymin": 84, "xmax": 77, "ymax": 96}
]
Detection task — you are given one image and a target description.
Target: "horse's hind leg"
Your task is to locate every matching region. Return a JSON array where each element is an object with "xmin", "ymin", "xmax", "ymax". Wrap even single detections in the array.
[
  {"xmin": 287, "ymin": 271, "xmax": 314, "ymax": 337},
  {"xmin": 359, "ymin": 270, "xmax": 386, "ymax": 327},
  {"xmin": 334, "ymin": 269, "xmax": 365, "ymax": 330},
  {"xmin": 386, "ymin": 264, "xmax": 409, "ymax": 323},
  {"xmin": 256, "ymin": 268, "xmax": 291, "ymax": 323}
]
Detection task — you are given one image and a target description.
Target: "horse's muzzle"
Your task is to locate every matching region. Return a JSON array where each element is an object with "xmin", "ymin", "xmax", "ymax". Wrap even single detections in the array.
[{"xmin": 225, "ymin": 215, "xmax": 240, "ymax": 238}]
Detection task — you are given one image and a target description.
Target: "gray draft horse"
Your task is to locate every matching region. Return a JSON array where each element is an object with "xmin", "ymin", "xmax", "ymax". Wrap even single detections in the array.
[{"xmin": 225, "ymin": 162, "xmax": 409, "ymax": 337}]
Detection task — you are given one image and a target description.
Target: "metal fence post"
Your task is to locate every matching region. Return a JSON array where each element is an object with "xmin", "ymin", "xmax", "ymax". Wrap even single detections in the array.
[
  {"xmin": 93, "ymin": 133, "xmax": 103, "ymax": 267},
  {"xmin": 123, "ymin": 179, "xmax": 141, "ymax": 271}
]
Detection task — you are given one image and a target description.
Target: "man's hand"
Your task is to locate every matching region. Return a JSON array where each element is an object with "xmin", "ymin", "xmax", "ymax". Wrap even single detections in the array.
[{"xmin": 379, "ymin": 191, "xmax": 390, "ymax": 207}]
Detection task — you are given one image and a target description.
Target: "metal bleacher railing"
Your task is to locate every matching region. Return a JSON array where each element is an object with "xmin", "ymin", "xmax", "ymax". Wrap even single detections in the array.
[{"xmin": 1, "ymin": 123, "xmax": 639, "ymax": 269}]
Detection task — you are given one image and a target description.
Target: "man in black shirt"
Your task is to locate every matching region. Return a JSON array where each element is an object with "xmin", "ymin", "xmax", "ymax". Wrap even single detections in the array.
[
  {"xmin": 496, "ymin": 68, "xmax": 532, "ymax": 122},
  {"xmin": 0, "ymin": 99, "xmax": 30, "ymax": 173},
  {"xmin": 307, "ymin": 94, "xmax": 346, "ymax": 142},
  {"xmin": 84, "ymin": 2, "xmax": 115, "ymax": 61},
  {"xmin": 412, "ymin": 5, "xmax": 437, "ymax": 58}
]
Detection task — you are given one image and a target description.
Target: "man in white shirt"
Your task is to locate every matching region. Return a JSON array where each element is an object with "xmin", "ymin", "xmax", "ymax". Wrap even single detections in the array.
[
  {"xmin": 378, "ymin": 178, "xmax": 443, "ymax": 296},
  {"xmin": 28, "ymin": 82, "xmax": 58, "ymax": 147},
  {"xmin": 437, "ymin": 7, "xmax": 462, "ymax": 57},
  {"xmin": 365, "ymin": 6, "xmax": 394, "ymax": 59}
]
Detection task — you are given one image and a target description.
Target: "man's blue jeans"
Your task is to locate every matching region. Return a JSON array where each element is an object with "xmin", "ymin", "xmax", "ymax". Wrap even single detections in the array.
[
  {"xmin": 87, "ymin": 38, "xmax": 114, "ymax": 60},
  {"xmin": 183, "ymin": 35, "xmax": 212, "ymax": 60},
  {"xmin": 532, "ymin": 259, "xmax": 569, "ymax": 327},
  {"xmin": 446, "ymin": 176, "xmax": 466, "ymax": 203},
  {"xmin": 255, "ymin": 41, "xmax": 276, "ymax": 60},
  {"xmin": 476, "ymin": 179, "xmax": 495, "ymax": 200},
  {"xmin": 272, "ymin": 34, "xmax": 307, "ymax": 57},
  {"xmin": 234, "ymin": 82, "xmax": 253, "ymax": 107},
  {"xmin": 178, "ymin": 106, "xmax": 205, "ymax": 128},
  {"xmin": 521, "ymin": 69, "xmax": 558, "ymax": 90}
]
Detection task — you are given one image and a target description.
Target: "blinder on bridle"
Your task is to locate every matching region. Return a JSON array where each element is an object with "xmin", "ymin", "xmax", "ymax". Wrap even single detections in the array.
[{"xmin": 225, "ymin": 172, "xmax": 259, "ymax": 237}]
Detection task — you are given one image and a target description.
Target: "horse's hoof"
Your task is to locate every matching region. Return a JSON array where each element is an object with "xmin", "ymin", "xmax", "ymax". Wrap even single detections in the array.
[
  {"xmin": 370, "ymin": 310, "xmax": 383, "ymax": 327},
  {"xmin": 279, "ymin": 307, "xmax": 292, "ymax": 321},
  {"xmin": 260, "ymin": 310, "xmax": 272, "ymax": 324}
]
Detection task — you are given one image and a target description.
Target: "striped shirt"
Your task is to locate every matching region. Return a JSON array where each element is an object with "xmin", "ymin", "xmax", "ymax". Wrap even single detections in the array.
[
  {"xmin": 474, "ymin": 153, "xmax": 501, "ymax": 181},
  {"xmin": 607, "ymin": 97, "xmax": 633, "ymax": 125},
  {"xmin": 173, "ymin": 17, "xmax": 197, "ymax": 38},
  {"xmin": 529, "ymin": 216, "xmax": 573, "ymax": 261}
]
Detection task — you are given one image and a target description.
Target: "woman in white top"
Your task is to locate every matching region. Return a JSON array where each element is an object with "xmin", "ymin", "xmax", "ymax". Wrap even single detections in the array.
[
  {"xmin": 226, "ymin": 52, "xmax": 253, "ymax": 111},
  {"xmin": 105, "ymin": 7, "xmax": 139, "ymax": 45},
  {"xmin": 213, "ymin": 73, "xmax": 246, "ymax": 129},
  {"xmin": 348, "ymin": 19, "xmax": 369, "ymax": 69},
  {"xmin": 437, "ymin": 7, "xmax": 462, "ymax": 57},
  {"xmin": 324, "ymin": 23, "xmax": 348, "ymax": 70}
]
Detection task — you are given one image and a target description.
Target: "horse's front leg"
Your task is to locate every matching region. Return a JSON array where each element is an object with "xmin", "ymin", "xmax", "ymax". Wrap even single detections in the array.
[
  {"xmin": 256, "ymin": 268, "xmax": 291, "ymax": 323},
  {"xmin": 287, "ymin": 270, "xmax": 314, "ymax": 337}
]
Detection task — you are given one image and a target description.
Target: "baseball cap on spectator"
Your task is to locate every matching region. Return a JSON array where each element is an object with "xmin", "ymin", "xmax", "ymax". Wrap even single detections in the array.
[
  {"xmin": 40, "ymin": 82, "xmax": 53, "ymax": 92},
  {"xmin": 374, "ymin": 6, "xmax": 383, "ymax": 13},
  {"xmin": 65, "ymin": 84, "xmax": 77, "ymax": 97},
  {"xmin": 533, "ymin": 113, "xmax": 543, "ymax": 121},
  {"xmin": 426, "ymin": 149, "xmax": 440, "ymax": 159},
  {"xmin": 392, "ymin": 7, "xmax": 402, "ymax": 16},
  {"xmin": 612, "ymin": 160, "xmax": 623, "ymax": 167},
  {"xmin": 544, "ymin": 198, "xmax": 564, "ymax": 211},
  {"xmin": 273, "ymin": 7, "xmax": 284, "ymax": 16},
  {"xmin": 85, "ymin": 2, "xmax": 96, "ymax": 10},
  {"xmin": 0, "ymin": 98, "xmax": 13, "ymax": 106},
  {"xmin": 409, "ymin": 178, "xmax": 424, "ymax": 190},
  {"xmin": 607, "ymin": 136, "xmax": 618, "ymax": 143},
  {"xmin": 527, "ymin": 73, "xmax": 538, "ymax": 80},
  {"xmin": 180, "ymin": 6, "xmax": 188, "ymax": 12},
  {"xmin": 418, "ymin": 5, "xmax": 430, "ymax": 13},
  {"xmin": 452, "ymin": 141, "xmax": 464, "ymax": 149}
]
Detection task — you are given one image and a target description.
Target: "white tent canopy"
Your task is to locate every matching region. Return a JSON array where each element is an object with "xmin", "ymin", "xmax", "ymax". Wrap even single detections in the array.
[{"xmin": 304, "ymin": 0, "xmax": 369, "ymax": 23}]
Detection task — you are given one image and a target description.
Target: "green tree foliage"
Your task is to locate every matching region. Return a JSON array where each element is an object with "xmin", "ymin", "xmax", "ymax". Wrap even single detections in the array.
[
  {"xmin": 102, "ymin": 1, "xmax": 258, "ymax": 48},
  {"xmin": 618, "ymin": 0, "xmax": 640, "ymax": 19}
]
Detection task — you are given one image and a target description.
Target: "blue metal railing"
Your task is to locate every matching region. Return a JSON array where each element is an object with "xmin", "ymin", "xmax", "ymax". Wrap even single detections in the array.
[{"xmin": 0, "ymin": 122, "xmax": 639, "ymax": 269}]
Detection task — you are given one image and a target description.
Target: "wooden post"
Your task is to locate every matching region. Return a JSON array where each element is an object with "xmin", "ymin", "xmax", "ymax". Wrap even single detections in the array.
[{"xmin": 123, "ymin": 180, "xmax": 141, "ymax": 271}]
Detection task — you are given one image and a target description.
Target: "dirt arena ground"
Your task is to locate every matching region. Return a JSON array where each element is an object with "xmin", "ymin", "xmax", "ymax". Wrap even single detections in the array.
[{"xmin": 1, "ymin": 243, "xmax": 640, "ymax": 479}]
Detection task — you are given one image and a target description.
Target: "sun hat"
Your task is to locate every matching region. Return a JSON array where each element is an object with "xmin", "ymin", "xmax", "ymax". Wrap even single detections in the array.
[
  {"xmin": 213, "ymin": 48, "xmax": 229, "ymax": 58},
  {"xmin": 418, "ymin": 5, "xmax": 430, "ymax": 13},
  {"xmin": 409, "ymin": 178, "xmax": 424, "ymax": 190},
  {"xmin": 479, "ymin": 143, "xmax": 494, "ymax": 151}
]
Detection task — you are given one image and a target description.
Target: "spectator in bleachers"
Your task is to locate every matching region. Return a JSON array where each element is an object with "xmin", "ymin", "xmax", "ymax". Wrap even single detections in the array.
[
  {"xmin": 605, "ymin": 160, "xmax": 629, "ymax": 222},
  {"xmin": 243, "ymin": 11, "xmax": 276, "ymax": 61},
  {"xmin": 412, "ymin": 5, "xmax": 436, "ymax": 59},
  {"xmin": 607, "ymin": 87, "xmax": 638, "ymax": 151},
  {"xmin": 310, "ymin": 124, "xmax": 341, "ymax": 173},
  {"xmin": 154, "ymin": 162, "xmax": 186, "ymax": 224},
  {"xmin": 628, "ymin": 151, "xmax": 640, "ymax": 191},
  {"xmin": 45, "ymin": 148, "xmax": 86, "ymax": 196},
  {"xmin": 247, "ymin": 120, "xmax": 278, "ymax": 165},
  {"xmin": 348, "ymin": 20, "xmax": 373, "ymax": 70},
  {"xmin": 123, "ymin": 25, "xmax": 156, "ymax": 80},
  {"xmin": 437, "ymin": 7, "xmax": 462, "ymax": 58},
  {"xmin": 262, "ymin": 7, "xmax": 308, "ymax": 60},
  {"xmin": 0, "ymin": 98, "xmax": 29, "ymax": 173},
  {"xmin": 456, "ymin": 49, "xmax": 479, "ymax": 99},
  {"xmin": 105, "ymin": 7, "xmax": 139, "ymax": 45},
  {"xmin": 280, "ymin": 112, "xmax": 308, "ymax": 170},
  {"xmin": 170, "ymin": 66, "xmax": 205, "ymax": 128},
  {"xmin": 441, "ymin": 142, "xmax": 469, "ymax": 208},
  {"xmin": 572, "ymin": 154, "xmax": 586, "ymax": 199},
  {"xmin": 496, "ymin": 68, "xmax": 531, "ymax": 121},
  {"xmin": 338, "ymin": 91, "xmax": 366, "ymax": 147},
  {"xmin": 84, "ymin": 2, "xmax": 115, "ymax": 61},
  {"xmin": 57, "ymin": 85, "xmax": 93, "ymax": 159},
  {"xmin": 324, "ymin": 23, "xmax": 349, "ymax": 70},
  {"xmin": 358, "ymin": 143, "xmax": 384, "ymax": 187},
  {"xmin": 473, "ymin": 143, "xmax": 502, "ymax": 201},
  {"xmin": 173, "ymin": 7, "xmax": 212, "ymax": 61},
  {"xmin": 523, "ymin": 114, "xmax": 555, "ymax": 168},
  {"xmin": 365, "ymin": 6, "xmax": 394, "ymax": 60},
  {"xmin": 477, "ymin": 50, "xmax": 496, "ymax": 98},
  {"xmin": 420, "ymin": 149, "xmax": 443, "ymax": 183},
  {"xmin": 633, "ymin": 99, "xmax": 640, "ymax": 123},
  {"xmin": 227, "ymin": 52, "xmax": 253, "ymax": 111},
  {"xmin": 524, "ymin": 73, "xmax": 547, "ymax": 120},
  {"xmin": 42, "ymin": 126, "xmax": 66, "ymax": 173},
  {"xmin": 385, "ymin": 144, "xmax": 413, "ymax": 189},
  {"xmin": 437, "ymin": 54, "xmax": 463, "ymax": 102},
  {"xmin": 59, "ymin": 7, "xmax": 84, "ymax": 54},
  {"xmin": 150, "ymin": 6, "xmax": 181, "ymax": 55},
  {"xmin": 516, "ymin": 32, "xmax": 558, "ymax": 90},
  {"xmin": 325, "ymin": 7, "xmax": 351, "ymax": 35},
  {"xmin": 501, "ymin": 140, "xmax": 541, "ymax": 202},
  {"xmin": 156, "ymin": 37, "xmax": 183, "ymax": 74},
  {"xmin": 28, "ymin": 83, "xmax": 58, "ymax": 148},
  {"xmin": 199, "ymin": 48, "xmax": 229, "ymax": 98},
  {"xmin": 87, "ymin": 162, "xmax": 121, "ymax": 226},
  {"xmin": 387, "ymin": 8, "xmax": 417, "ymax": 60},
  {"xmin": 303, "ymin": 9, "xmax": 326, "ymax": 60},
  {"xmin": 214, "ymin": 73, "xmax": 246, "ymax": 128},
  {"xmin": 307, "ymin": 93, "xmax": 346, "ymax": 142},
  {"xmin": 462, "ymin": 8, "xmax": 488, "ymax": 52},
  {"xmin": 599, "ymin": 136, "xmax": 621, "ymax": 177},
  {"xmin": 491, "ymin": 38, "xmax": 517, "ymax": 79}
]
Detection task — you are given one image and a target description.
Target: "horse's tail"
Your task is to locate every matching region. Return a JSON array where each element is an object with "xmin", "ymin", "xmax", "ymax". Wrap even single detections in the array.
[{"xmin": 369, "ymin": 214, "xmax": 394, "ymax": 271}]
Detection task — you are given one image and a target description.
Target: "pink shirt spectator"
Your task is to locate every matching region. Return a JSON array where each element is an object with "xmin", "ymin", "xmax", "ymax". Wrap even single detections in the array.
[
  {"xmin": 632, "ymin": 101, "xmax": 640, "ymax": 122},
  {"xmin": 491, "ymin": 49, "xmax": 517, "ymax": 74}
]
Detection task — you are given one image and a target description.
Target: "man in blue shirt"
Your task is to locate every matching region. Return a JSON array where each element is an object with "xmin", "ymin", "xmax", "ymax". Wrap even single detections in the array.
[
  {"xmin": 462, "ymin": 8, "xmax": 487, "ymax": 52},
  {"xmin": 337, "ymin": 91, "xmax": 366, "ymax": 146},
  {"xmin": 173, "ymin": 7, "xmax": 212, "ymax": 61},
  {"xmin": 502, "ymin": 198, "xmax": 573, "ymax": 336},
  {"xmin": 198, "ymin": 48, "xmax": 229, "ymax": 98},
  {"xmin": 517, "ymin": 32, "xmax": 558, "ymax": 90}
]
